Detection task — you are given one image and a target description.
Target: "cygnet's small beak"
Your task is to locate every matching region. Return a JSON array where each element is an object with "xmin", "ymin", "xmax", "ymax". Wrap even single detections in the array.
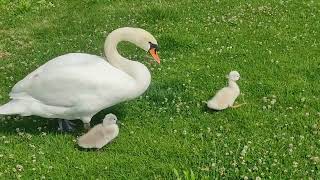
[{"xmin": 149, "ymin": 48, "xmax": 160, "ymax": 64}]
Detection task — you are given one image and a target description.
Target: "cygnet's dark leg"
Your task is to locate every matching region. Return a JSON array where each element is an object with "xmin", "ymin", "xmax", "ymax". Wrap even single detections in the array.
[
  {"xmin": 58, "ymin": 120, "xmax": 75, "ymax": 132},
  {"xmin": 83, "ymin": 123, "xmax": 90, "ymax": 131}
]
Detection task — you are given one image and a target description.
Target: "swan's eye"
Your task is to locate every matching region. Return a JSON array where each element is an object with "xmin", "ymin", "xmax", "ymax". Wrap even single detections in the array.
[{"xmin": 149, "ymin": 42, "xmax": 159, "ymax": 52}]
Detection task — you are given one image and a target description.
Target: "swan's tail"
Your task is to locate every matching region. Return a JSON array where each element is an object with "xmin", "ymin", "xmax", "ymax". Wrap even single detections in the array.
[{"xmin": 0, "ymin": 100, "xmax": 29, "ymax": 116}]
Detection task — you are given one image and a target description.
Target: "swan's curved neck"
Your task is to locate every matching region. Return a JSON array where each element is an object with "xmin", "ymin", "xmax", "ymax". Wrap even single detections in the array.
[
  {"xmin": 104, "ymin": 28, "xmax": 151, "ymax": 96},
  {"xmin": 104, "ymin": 30, "xmax": 125, "ymax": 67}
]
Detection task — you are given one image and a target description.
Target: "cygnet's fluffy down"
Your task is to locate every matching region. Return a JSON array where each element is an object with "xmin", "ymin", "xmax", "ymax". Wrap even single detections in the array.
[
  {"xmin": 207, "ymin": 71, "xmax": 241, "ymax": 110},
  {"xmin": 77, "ymin": 113, "xmax": 119, "ymax": 149}
]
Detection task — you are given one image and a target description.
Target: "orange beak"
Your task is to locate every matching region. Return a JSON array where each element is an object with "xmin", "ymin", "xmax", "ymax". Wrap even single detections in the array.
[{"xmin": 149, "ymin": 48, "xmax": 160, "ymax": 64}]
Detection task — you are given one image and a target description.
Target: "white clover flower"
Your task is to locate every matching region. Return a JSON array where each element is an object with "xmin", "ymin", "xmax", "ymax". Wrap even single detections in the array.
[
  {"xmin": 310, "ymin": 156, "xmax": 319, "ymax": 164},
  {"xmin": 182, "ymin": 130, "xmax": 187, "ymax": 135},
  {"xmin": 240, "ymin": 145, "xmax": 249, "ymax": 156},
  {"xmin": 289, "ymin": 143, "xmax": 293, "ymax": 147},
  {"xmin": 18, "ymin": 132, "xmax": 24, "ymax": 136},
  {"xmin": 16, "ymin": 165, "xmax": 24, "ymax": 172},
  {"xmin": 173, "ymin": 129, "xmax": 177, "ymax": 133}
]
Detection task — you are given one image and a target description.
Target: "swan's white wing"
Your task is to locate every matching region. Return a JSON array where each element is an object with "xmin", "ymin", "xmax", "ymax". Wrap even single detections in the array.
[{"xmin": 10, "ymin": 53, "xmax": 135, "ymax": 108}]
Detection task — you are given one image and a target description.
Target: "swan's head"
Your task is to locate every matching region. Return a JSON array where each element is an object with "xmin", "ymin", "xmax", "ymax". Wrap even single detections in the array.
[
  {"xmin": 227, "ymin": 71, "xmax": 240, "ymax": 81},
  {"xmin": 102, "ymin": 113, "xmax": 118, "ymax": 126},
  {"xmin": 107, "ymin": 27, "xmax": 160, "ymax": 64},
  {"xmin": 124, "ymin": 27, "xmax": 160, "ymax": 64}
]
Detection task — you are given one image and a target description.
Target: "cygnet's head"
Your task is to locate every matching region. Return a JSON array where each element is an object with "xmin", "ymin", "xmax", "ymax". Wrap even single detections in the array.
[
  {"xmin": 227, "ymin": 71, "xmax": 240, "ymax": 81},
  {"xmin": 102, "ymin": 113, "xmax": 118, "ymax": 126}
]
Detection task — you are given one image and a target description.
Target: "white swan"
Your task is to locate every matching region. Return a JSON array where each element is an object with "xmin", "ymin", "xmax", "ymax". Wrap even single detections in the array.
[{"xmin": 0, "ymin": 27, "xmax": 160, "ymax": 131}]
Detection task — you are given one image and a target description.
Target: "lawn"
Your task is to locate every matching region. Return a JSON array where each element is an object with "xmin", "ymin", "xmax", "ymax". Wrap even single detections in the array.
[{"xmin": 0, "ymin": 0, "xmax": 320, "ymax": 179}]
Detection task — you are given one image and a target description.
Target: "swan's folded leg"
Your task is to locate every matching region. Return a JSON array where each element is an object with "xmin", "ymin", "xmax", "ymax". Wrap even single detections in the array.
[
  {"xmin": 58, "ymin": 120, "xmax": 75, "ymax": 132},
  {"xmin": 81, "ymin": 116, "xmax": 91, "ymax": 131},
  {"xmin": 84, "ymin": 123, "xmax": 90, "ymax": 130},
  {"xmin": 230, "ymin": 103, "xmax": 247, "ymax": 108},
  {"xmin": 84, "ymin": 123, "xmax": 90, "ymax": 131}
]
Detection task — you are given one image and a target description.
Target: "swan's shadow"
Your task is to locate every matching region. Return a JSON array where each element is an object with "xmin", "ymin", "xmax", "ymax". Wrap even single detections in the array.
[{"xmin": 0, "ymin": 104, "xmax": 127, "ymax": 136}]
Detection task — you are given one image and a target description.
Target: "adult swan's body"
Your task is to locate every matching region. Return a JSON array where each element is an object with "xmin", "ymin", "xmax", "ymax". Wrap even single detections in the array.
[{"xmin": 0, "ymin": 27, "xmax": 160, "ymax": 131}]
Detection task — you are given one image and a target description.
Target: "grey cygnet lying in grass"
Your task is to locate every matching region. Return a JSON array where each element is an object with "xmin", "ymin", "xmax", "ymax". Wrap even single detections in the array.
[
  {"xmin": 207, "ymin": 71, "xmax": 245, "ymax": 110},
  {"xmin": 77, "ymin": 113, "xmax": 119, "ymax": 149}
]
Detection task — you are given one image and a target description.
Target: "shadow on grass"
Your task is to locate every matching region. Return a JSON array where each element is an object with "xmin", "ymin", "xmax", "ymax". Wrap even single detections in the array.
[{"xmin": 0, "ymin": 104, "xmax": 127, "ymax": 136}]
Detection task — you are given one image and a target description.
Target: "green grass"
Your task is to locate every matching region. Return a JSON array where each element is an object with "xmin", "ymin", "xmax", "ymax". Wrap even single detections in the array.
[{"xmin": 1, "ymin": 0, "xmax": 320, "ymax": 179}]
